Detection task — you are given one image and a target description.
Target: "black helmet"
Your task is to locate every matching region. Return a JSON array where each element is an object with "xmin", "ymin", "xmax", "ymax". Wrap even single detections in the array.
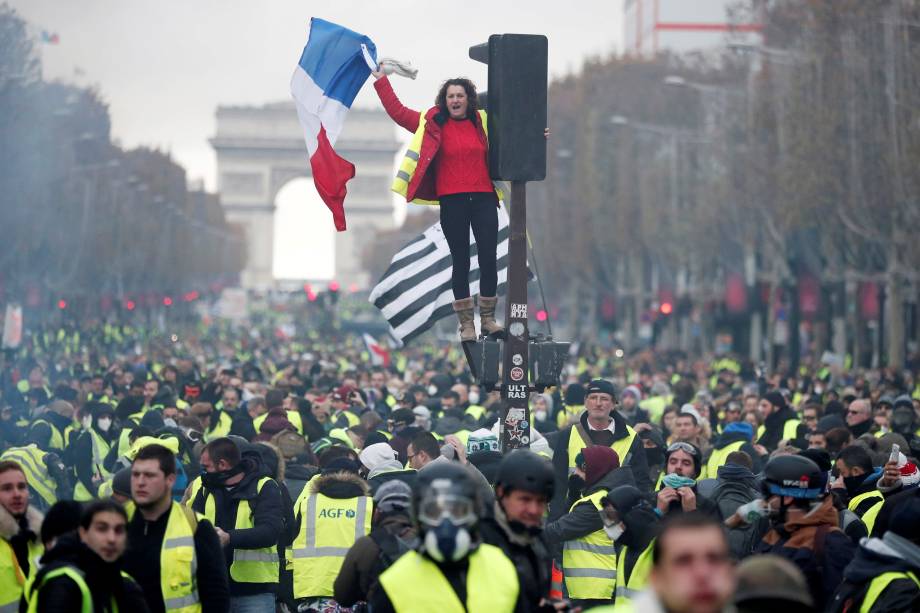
[
  {"xmin": 761, "ymin": 455, "xmax": 824, "ymax": 500},
  {"xmin": 494, "ymin": 450, "xmax": 555, "ymax": 499},
  {"xmin": 414, "ymin": 462, "xmax": 480, "ymax": 528}
]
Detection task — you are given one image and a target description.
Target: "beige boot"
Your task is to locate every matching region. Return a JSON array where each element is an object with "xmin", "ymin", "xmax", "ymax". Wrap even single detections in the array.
[
  {"xmin": 478, "ymin": 295, "xmax": 504, "ymax": 335},
  {"xmin": 452, "ymin": 297, "xmax": 477, "ymax": 342}
]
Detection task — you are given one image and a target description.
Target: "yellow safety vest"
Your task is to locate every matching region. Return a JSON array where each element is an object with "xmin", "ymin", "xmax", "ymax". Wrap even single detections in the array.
[
  {"xmin": 563, "ymin": 490, "xmax": 617, "ymax": 600},
  {"xmin": 705, "ymin": 440, "xmax": 746, "ymax": 480},
  {"xmin": 614, "ymin": 540, "xmax": 654, "ymax": 605},
  {"xmin": 379, "ymin": 546, "xmax": 519, "ymax": 613},
  {"xmin": 126, "ymin": 501, "xmax": 202, "ymax": 612},
  {"xmin": 31, "ymin": 418, "xmax": 65, "ymax": 452},
  {"xmin": 567, "ymin": 423, "xmax": 638, "ymax": 476},
  {"xmin": 203, "ymin": 411, "xmax": 233, "ymax": 443},
  {"xmin": 74, "ymin": 429, "xmax": 112, "ymax": 501},
  {"xmin": 0, "ymin": 531, "xmax": 43, "ymax": 612},
  {"xmin": 859, "ymin": 570, "xmax": 920, "ymax": 613},
  {"xmin": 557, "ymin": 405, "xmax": 584, "ymax": 429},
  {"xmin": 291, "ymin": 491, "xmax": 372, "ymax": 598},
  {"xmin": 253, "ymin": 410, "xmax": 304, "ymax": 436},
  {"xmin": 0, "ymin": 445, "xmax": 57, "ymax": 508},
  {"xmin": 392, "ymin": 109, "xmax": 503, "ymax": 206},
  {"xmin": 25, "ymin": 565, "xmax": 137, "ymax": 613},
  {"xmin": 756, "ymin": 419, "xmax": 801, "ymax": 444},
  {"xmin": 465, "ymin": 405, "xmax": 486, "ymax": 422},
  {"xmin": 199, "ymin": 476, "xmax": 279, "ymax": 584},
  {"xmin": 848, "ymin": 490, "xmax": 885, "ymax": 534},
  {"xmin": 638, "ymin": 397, "xmax": 667, "ymax": 424}
]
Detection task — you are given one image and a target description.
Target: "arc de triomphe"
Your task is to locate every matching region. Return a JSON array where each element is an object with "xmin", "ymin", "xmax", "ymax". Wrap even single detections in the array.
[{"xmin": 210, "ymin": 102, "xmax": 400, "ymax": 289}]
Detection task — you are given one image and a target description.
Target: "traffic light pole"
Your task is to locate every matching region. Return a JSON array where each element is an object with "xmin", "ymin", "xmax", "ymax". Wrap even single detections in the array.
[{"xmin": 500, "ymin": 181, "xmax": 530, "ymax": 452}]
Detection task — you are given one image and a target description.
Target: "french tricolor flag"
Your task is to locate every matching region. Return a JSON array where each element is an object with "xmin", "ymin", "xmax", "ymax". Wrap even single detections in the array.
[{"xmin": 291, "ymin": 18, "xmax": 377, "ymax": 232}]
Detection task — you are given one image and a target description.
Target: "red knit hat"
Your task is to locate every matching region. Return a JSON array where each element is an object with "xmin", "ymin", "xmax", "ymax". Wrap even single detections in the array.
[{"xmin": 581, "ymin": 446, "xmax": 621, "ymax": 487}]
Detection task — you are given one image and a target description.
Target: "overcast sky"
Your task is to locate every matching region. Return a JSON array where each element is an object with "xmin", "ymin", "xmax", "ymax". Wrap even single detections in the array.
[{"xmin": 11, "ymin": 0, "xmax": 623, "ymax": 279}]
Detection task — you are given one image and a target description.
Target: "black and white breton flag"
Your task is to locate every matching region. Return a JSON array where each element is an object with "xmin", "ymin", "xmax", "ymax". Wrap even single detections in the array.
[{"xmin": 370, "ymin": 204, "xmax": 526, "ymax": 345}]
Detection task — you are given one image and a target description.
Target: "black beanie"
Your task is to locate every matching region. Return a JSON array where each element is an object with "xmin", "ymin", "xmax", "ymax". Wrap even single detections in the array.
[
  {"xmin": 41, "ymin": 500, "xmax": 83, "ymax": 545},
  {"xmin": 764, "ymin": 391, "xmax": 786, "ymax": 411}
]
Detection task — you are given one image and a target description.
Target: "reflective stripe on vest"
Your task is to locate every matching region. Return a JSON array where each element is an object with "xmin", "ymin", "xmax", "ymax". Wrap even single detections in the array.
[
  {"xmin": 200, "ymin": 477, "xmax": 278, "ymax": 584},
  {"xmin": 0, "ymin": 446, "xmax": 56, "ymax": 508},
  {"xmin": 379, "ymin": 546, "xmax": 519, "ymax": 613},
  {"xmin": 563, "ymin": 489, "xmax": 616, "ymax": 599},
  {"xmin": 292, "ymin": 492, "xmax": 371, "ymax": 598},
  {"xmin": 848, "ymin": 490, "xmax": 885, "ymax": 534},
  {"xmin": 32, "ymin": 419, "xmax": 64, "ymax": 451},
  {"xmin": 859, "ymin": 570, "xmax": 920, "ymax": 613},
  {"xmin": 26, "ymin": 566, "xmax": 93, "ymax": 613},
  {"xmin": 567, "ymin": 423, "xmax": 638, "ymax": 475},
  {"xmin": 614, "ymin": 540, "xmax": 654, "ymax": 604},
  {"xmin": 705, "ymin": 440, "xmax": 746, "ymax": 478}
]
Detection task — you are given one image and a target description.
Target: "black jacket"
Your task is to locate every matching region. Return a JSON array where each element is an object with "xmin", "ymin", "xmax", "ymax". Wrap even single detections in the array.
[
  {"xmin": 30, "ymin": 534, "xmax": 150, "ymax": 613},
  {"xmin": 190, "ymin": 457, "xmax": 283, "ymax": 596},
  {"xmin": 122, "ymin": 503, "xmax": 230, "ymax": 613},
  {"xmin": 479, "ymin": 501, "xmax": 554, "ymax": 612},
  {"xmin": 71, "ymin": 425, "xmax": 117, "ymax": 495},
  {"xmin": 547, "ymin": 411, "xmax": 650, "ymax": 519},
  {"xmin": 828, "ymin": 534, "xmax": 920, "ymax": 613}
]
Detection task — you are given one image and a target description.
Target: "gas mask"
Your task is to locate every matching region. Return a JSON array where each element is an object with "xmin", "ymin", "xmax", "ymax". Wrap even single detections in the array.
[{"xmin": 418, "ymin": 481, "xmax": 477, "ymax": 563}]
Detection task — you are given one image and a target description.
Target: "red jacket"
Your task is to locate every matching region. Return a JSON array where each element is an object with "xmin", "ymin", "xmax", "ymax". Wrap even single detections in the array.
[{"xmin": 374, "ymin": 76, "xmax": 490, "ymax": 203}]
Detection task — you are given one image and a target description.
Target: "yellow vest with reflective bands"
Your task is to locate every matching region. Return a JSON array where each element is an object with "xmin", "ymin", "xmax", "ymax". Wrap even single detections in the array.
[
  {"xmin": 74, "ymin": 429, "xmax": 112, "ymax": 501},
  {"xmin": 614, "ymin": 540, "xmax": 654, "ymax": 605},
  {"xmin": 392, "ymin": 109, "xmax": 503, "ymax": 205},
  {"xmin": 291, "ymin": 491, "xmax": 372, "ymax": 598},
  {"xmin": 563, "ymin": 490, "xmax": 617, "ymax": 600},
  {"xmin": 31, "ymin": 418, "xmax": 65, "ymax": 452},
  {"xmin": 126, "ymin": 501, "xmax": 202, "ymax": 612},
  {"xmin": 858, "ymin": 570, "xmax": 920, "ymax": 613},
  {"xmin": 0, "ymin": 445, "xmax": 57, "ymax": 508},
  {"xmin": 199, "ymin": 476, "xmax": 279, "ymax": 584},
  {"xmin": 848, "ymin": 490, "xmax": 885, "ymax": 534},
  {"xmin": 0, "ymin": 531, "xmax": 42, "ymax": 612},
  {"xmin": 379, "ymin": 546, "xmax": 519, "ymax": 613},
  {"xmin": 465, "ymin": 404, "xmax": 485, "ymax": 422},
  {"xmin": 567, "ymin": 422, "xmax": 638, "ymax": 475},
  {"xmin": 705, "ymin": 440, "xmax": 746, "ymax": 480}
]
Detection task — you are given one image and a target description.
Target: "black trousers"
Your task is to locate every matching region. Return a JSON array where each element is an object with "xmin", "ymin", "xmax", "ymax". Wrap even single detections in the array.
[{"xmin": 439, "ymin": 191, "xmax": 499, "ymax": 300}]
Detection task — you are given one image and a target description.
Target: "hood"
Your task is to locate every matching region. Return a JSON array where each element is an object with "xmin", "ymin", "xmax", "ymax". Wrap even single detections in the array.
[
  {"xmin": 765, "ymin": 405, "xmax": 798, "ymax": 429},
  {"xmin": 310, "ymin": 471, "xmax": 370, "ymax": 499},
  {"xmin": 713, "ymin": 429, "xmax": 752, "ymax": 450},
  {"xmin": 0, "ymin": 502, "xmax": 42, "ymax": 540},
  {"xmin": 716, "ymin": 462, "xmax": 757, "ymax": 488},
  {"xmin": 368, "ymin": 459, "xmax": 405, "ymax": 480},
  {"xmin": 843, "ymin": 537, "xmax": 917, "ymax": 584}
]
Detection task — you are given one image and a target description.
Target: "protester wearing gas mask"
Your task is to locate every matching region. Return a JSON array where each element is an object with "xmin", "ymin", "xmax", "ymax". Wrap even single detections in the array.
[
  {"xmin": 371, "ymin": 461, "xmax": 521, "ymax": 613},
  {"xmin": 72, "ymin": 401, "xmax": 117, "ymax": 501},
  {"xmin": 655, "ymin": 441, "xmax": 720, "ymax": 519},
  {"xmin": 600, "ymin": 484, "xmax": 660, "ymax": 608},
  {"xmin": 189, "ymin": 436, "xmax": 283, "ymax": 611},
  {"xmin": 480, "ymin": 450, "xmax": 557, "ymax": 611}
]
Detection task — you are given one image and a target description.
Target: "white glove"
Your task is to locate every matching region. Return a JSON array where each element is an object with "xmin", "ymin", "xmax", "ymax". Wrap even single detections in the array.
[
  {"xmin": 378, "ymin": 57, "xmax": 418, "ymax": 80},
  {"xmin": 735, "ymin": 499, "xmax": 768, "ymax": 524}
]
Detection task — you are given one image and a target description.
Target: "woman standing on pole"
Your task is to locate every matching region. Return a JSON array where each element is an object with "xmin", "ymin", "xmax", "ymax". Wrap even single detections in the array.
[{"xmin": 372, "ymin": 67, "xmax": 502, "ymax": 342}]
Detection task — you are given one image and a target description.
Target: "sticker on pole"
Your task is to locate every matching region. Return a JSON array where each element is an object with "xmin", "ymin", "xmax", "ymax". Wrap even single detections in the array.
[
  {"xmin": 505, "ymin": 384, "xmax": 528, "ymax": 399},
  {"xmin": 512, "ymin": 353, "xmax": 523, "ymax": 366},
  {"xmin": 510, "ymin": 366, "xmax": 525, "ymax": 381},
  {"xmin": 510, "ymin": 303, "xmax": 528, "ymax": 319}
]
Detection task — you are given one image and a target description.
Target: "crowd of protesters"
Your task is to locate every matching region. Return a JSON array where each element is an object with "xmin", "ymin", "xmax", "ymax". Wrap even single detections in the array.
[{"xmin": 1, "ymin": 321, "xmax": 920, "ymax": 611}]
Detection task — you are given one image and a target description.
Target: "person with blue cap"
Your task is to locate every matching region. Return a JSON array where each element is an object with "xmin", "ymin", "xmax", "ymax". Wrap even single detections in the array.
[{"xmin": 705, "ymin": 420, "xmax": 764, "ymax": 478}]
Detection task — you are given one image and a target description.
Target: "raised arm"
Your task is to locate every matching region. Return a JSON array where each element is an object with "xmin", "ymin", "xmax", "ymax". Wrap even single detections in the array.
[{"xmin": 373, "ymin": 73, "xmax": 421, "ymax": 133}]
